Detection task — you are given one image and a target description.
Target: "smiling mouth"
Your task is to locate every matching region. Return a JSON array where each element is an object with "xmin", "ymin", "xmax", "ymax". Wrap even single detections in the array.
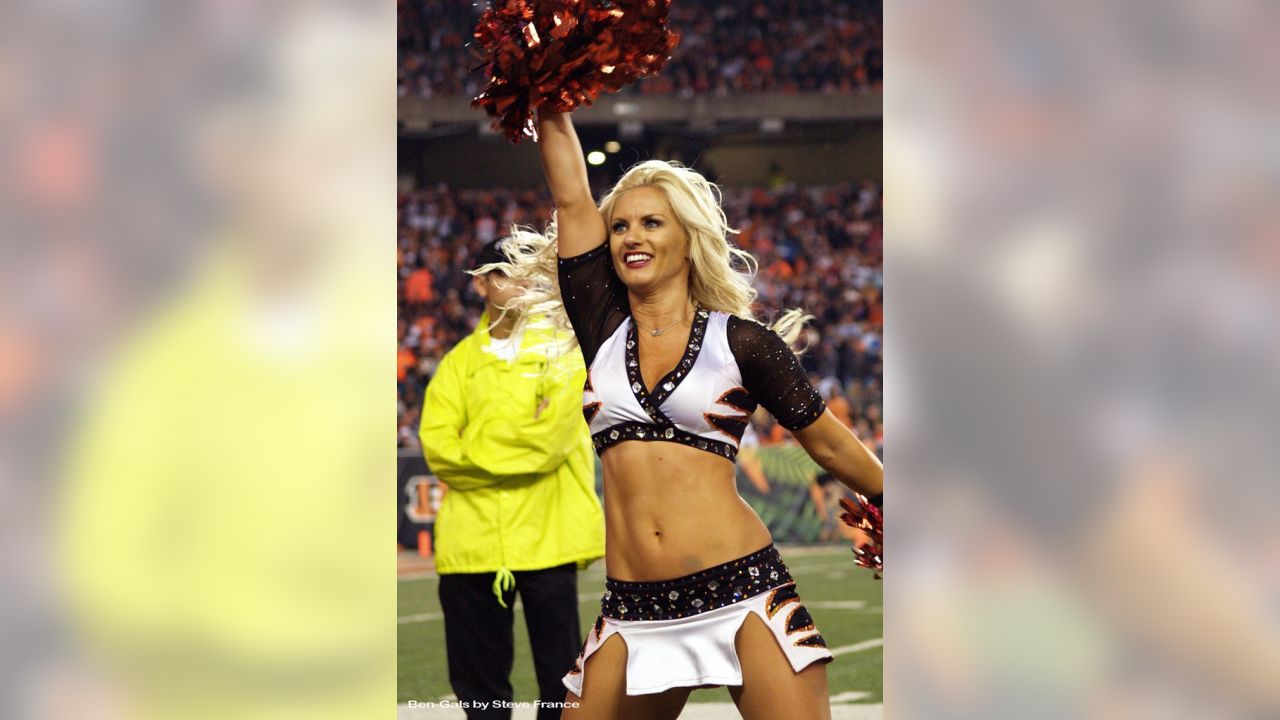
[{"xmin": 623, "ymin": 252, "xmax": 654, "ymax": 268}]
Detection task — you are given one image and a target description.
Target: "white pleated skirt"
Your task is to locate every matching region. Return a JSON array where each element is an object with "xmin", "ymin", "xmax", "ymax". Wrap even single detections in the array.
[{"xmin": 563, "ymin": 583, "xmax": 833, "ymax": 697}]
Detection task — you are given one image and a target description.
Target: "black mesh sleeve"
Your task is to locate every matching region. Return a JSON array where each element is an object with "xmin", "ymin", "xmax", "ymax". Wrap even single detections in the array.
[
  {"xmin": 727, "ymin": 316, "xmax": 827, "ymax": 432},
  {"xmin": 557, "ymin": 242, "xmax": 630, "ymax": 367}
]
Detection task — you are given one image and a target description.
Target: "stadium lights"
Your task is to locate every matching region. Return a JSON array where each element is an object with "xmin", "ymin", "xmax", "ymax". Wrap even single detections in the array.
[
  {"xmin": 604, "ymin": 140, "xmax": 621, "ymax": 153},
  {"xmin": 587, "ymin": 151, "xmax": 606, "ymax": 165}
]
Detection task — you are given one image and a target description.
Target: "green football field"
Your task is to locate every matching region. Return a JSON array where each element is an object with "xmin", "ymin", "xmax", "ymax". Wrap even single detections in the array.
[{"xmin": 398, "ymin": 545, "xmax": 882, "ymax": 706}]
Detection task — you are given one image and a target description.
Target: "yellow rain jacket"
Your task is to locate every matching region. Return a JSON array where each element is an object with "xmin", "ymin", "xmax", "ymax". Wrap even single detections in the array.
[{"xmin": 419, "ymin": 312, "xmax": 604, "ymax": 597}]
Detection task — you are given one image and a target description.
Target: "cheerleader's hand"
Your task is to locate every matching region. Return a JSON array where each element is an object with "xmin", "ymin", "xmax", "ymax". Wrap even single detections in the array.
[{"xmin": 839, "ymin": 494, "xmax": 883, "ymax": 579}]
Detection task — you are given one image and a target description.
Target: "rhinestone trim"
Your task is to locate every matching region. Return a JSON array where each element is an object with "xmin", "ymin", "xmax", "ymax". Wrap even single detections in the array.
[
  {"xmin": 591, "ymin": 422, "xmax": 737, "ymax": 460},
  {"xmin": 623, "ymin": 309, "xmax": 710, "ymax": 423},
  {"xmin": 598, "ymin": 545, "xmax": 793, "ymax": 621}
]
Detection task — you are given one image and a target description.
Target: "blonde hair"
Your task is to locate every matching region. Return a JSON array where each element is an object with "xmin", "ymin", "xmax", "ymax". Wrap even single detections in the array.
[{"xmin": 500, "ymin": 160, "xmax": 812, "ymax": 357}]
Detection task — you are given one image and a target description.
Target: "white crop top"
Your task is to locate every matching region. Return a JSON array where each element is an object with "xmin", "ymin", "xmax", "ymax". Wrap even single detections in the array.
[{"xmin": 559, "ymin": 243, "xmax": 826, "ymax": 460}]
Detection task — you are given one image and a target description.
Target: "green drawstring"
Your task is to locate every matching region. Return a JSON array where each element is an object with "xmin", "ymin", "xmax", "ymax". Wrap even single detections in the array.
[{"xmin": 492, "ymin": 567, "xmax": 516, "ymax": 608}]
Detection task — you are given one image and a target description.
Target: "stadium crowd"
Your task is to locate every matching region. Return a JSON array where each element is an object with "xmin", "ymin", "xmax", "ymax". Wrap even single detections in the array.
[
  {"xmin": 398, "ymin": 0, "xmax": 882, "ymax": 99},
  {"xmin": 397, "ymin": 181, "xmax": 883, "ymax": 456}
]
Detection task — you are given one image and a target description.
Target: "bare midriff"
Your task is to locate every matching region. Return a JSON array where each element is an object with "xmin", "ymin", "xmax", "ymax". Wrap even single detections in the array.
[{"xmin": 599, "ymin": 439, "xmax": 773, "ymax": 582}]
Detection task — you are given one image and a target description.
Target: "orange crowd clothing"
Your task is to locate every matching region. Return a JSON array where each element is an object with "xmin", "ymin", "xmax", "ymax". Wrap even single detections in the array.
[
  {"xmin": 404, "ymin": 268, "xmax": 435, "ymax": 304},
  {"xmin": 397, "ymin": 347, "xmax": 417, "ymax": 382},
  {"xmin": 826, "ymin": 395, "xmax": 855, "ymax": 429}
]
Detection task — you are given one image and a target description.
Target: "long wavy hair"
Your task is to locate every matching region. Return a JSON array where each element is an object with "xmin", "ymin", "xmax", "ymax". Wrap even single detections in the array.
[{"xmin": 488, "ymin": 160, "xmax": 811, "ymax": 358}]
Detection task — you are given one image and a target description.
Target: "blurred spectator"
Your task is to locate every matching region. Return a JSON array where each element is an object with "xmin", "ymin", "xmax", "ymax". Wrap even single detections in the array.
[
  {"xmin": 397, "ymin": 181, "xmax": 883, "ymax": 453},
  {"xmin": 398, "ymin": 0, "xmax": 882, "ymax": 99}
]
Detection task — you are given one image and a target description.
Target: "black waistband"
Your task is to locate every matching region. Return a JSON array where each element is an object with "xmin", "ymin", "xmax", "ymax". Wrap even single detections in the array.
[{"xmin": 600, "ymin": 545, "xmax": 791, "ymax": 621}]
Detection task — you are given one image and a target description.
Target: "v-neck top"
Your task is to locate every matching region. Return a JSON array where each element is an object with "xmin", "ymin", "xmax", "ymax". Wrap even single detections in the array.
[{"xmin": 558, "ymin": 242, "xmax": 826, "ymax": 460}]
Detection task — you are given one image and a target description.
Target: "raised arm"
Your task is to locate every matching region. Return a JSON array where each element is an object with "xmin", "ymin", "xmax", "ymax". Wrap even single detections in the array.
[{"xmin": 537, "ymin": 111, "xmax": 606, "ymax": 258}]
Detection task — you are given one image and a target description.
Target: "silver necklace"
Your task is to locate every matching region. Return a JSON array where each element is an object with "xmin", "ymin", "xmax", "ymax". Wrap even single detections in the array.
[{"xmin": 639, "ymin": 308, "xmax": 692, "ymax": 337}]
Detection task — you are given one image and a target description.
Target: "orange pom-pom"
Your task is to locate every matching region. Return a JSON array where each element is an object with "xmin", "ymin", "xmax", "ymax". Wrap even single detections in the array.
[
  {"xmin": 471, "ymin": 0, "xmax": 680, "ymax": 143},
  {"xmin": 839, "ymin": 494, "xmax": 883, "ymax": 579}
]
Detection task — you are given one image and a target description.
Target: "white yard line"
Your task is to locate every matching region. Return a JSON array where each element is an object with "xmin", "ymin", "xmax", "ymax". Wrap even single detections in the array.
[
  {"xmin": 396, "ymin": 612, "xmax": 443, "ymax": 624},
  {"xmin": 808, "ymin": 600, "xmax": 866, "ymax": 610},
  {"xmin": 830, "ymin": 637, "xmax": 883, "ymax": 656}
]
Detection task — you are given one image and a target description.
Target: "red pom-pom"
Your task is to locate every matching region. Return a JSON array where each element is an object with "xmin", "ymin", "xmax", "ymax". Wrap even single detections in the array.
[
  {"xmin": 471, "ymin": 0, "xmax": 681, "ymax": 143},
  {"xmin": 839, "ymin": 494, "xmax": 883, "ymax": 579}
]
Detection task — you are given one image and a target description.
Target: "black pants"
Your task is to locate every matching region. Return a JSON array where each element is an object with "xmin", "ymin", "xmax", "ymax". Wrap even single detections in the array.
[{"xmin": 438, "ymin": 564, "xmax": 580, "ymax": 720}]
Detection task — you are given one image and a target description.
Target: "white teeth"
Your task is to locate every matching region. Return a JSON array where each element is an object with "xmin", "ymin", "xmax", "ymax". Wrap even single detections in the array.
[{"xmin": 624, "ymin": 253, "xmax": 653, "ymax": 264}]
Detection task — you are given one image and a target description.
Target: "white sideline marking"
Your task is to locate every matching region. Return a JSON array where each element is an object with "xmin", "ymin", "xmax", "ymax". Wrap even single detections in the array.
[
  {"xmin": 830, "ymin": 637, "xmax": 883, "ymax": 656},
  {"xmin": 808, "ymin": 600, "xmax": 866, "ymax": 610},
  {"xmin": 397, "ymin": 612, "xmax": 442, "ymax": 624}
]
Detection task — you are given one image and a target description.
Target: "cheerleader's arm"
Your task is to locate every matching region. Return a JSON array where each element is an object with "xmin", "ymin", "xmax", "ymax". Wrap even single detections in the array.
[
  {"xmin": 537, "ymin": 111, "xmax": 607, "ymax": 259},
  {"xmin": 793, "ymin": 410, "xmax": 884, "ymax": 500}
]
